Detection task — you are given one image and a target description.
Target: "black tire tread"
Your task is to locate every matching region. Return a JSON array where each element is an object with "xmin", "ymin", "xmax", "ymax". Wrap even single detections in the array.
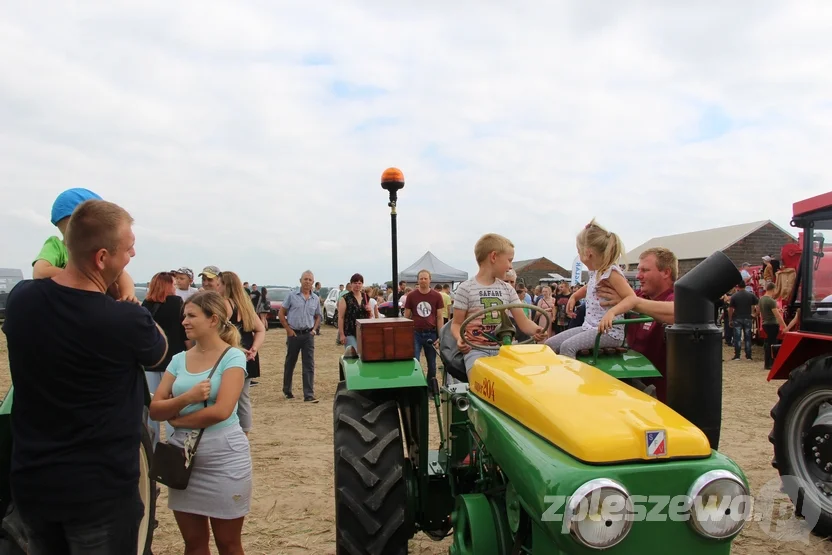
[
  {"xmin": 769, "ymin": 356, "xmax": 832, "ymax": 536},
  {"xmin": 334, "ymin": 383, "xmax": 410, "ymax": 555}
]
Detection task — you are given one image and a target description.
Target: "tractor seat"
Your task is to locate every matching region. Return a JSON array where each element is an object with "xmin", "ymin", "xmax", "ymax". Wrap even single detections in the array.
[{"xmin": 438, "ymin": 322, "xmax": 468, "ymax": 383}]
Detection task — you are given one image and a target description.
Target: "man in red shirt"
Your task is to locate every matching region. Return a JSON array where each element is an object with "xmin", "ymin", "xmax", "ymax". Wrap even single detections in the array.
[
  {"xmin": 597, "ymin": 247, "xmax": 677, "ymax": 402},
  {"xmin": 404, "ymin": 269, "xmax": 446, "ymax": 391}
]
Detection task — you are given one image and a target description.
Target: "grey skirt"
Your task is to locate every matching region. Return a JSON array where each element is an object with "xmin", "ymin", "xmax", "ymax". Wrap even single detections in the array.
[{"xmin": 167, "ymin": 424, "xmax": 252, "ymax": 519}]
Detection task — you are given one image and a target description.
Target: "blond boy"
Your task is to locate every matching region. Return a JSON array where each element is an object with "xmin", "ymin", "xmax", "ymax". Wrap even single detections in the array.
[{"xmin": 451, "ymin": 233, "xmax": 546, "ymax": 374}]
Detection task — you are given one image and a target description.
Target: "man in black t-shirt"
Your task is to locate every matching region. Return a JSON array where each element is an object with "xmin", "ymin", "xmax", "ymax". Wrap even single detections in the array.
[
  {"xmin": 729, "ymin": 284, "xmax": 759, "ymax": 360},
  {"xmin": 2, "ymin": 199, "xmax": 167, "ymax": 555}
]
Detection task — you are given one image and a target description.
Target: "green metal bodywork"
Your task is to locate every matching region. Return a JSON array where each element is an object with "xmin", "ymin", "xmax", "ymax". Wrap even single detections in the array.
[
  {"xmin": 340, "ymin": 357, "xmax": 427, "ymax": 390},
  {"xmin": 467, "ymin": 394, "xmax": 746, "ymax": 554},
  {"xmin": 576, "ymin": 317, "xmax": 662, "ymax": 379},
  {"xmin": 576, "ymin": 350, "xmax": 662, "ymax": 379}
]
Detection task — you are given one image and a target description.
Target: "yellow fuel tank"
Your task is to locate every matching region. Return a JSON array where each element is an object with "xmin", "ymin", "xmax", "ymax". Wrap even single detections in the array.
[{"xmin": 467, "ymin": 345, "xmax": 711, "ymax": 464}]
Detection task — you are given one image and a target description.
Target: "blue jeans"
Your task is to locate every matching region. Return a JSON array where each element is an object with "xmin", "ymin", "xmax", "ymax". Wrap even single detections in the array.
[
  {"xmin": 733, "ymin": 318, "xmax": 753, "ymax": 357},
  {"xmin": 144, "ymin": 371, "xmax": 173, "ymax": 450},
  {"xmin": 414, "ymin": 330, "xmax": 438, "ymax": 382},
  {"xmin": 16, "ymin": 490, "xmax": 143, "ymax": 555}
]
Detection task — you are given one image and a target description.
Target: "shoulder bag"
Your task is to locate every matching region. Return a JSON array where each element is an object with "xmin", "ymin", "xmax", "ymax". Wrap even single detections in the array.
[{"xmin": 150, "ymin": 346, "xmax": 232, "ymax": 490}]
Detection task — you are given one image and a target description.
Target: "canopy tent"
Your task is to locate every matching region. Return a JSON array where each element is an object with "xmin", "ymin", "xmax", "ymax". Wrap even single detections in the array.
[{"xmin": 398, "ymin": 251, "xmax": 468, "ymax": 284}]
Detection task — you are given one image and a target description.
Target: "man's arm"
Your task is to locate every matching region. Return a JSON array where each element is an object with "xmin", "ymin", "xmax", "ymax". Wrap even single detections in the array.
[
  {"xmin": 278, "ymin": 304, "xmax": 294, "ymax": 336},
  {"xmin": 596, "ymin": 281, "xmax": 675, "ymax": 325}
]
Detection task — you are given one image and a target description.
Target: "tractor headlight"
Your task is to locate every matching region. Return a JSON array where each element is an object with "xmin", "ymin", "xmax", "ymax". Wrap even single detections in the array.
[
  {"xmin": 687, "ymin": 470, "xmax": 750, "ymax": 539},
  {"xmin": 565, "ymin": 478, "xmax": 633, "ymax": 549}
]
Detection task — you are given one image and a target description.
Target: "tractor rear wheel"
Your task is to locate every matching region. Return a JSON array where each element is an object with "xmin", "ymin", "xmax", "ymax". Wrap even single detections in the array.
[
  {"xmin": 333, "ymin": 382, "xmax": 410, "ymax": 555},
  {"xmin": 770, "ymin": 355, "xmax": 832, "ymax": 536}
]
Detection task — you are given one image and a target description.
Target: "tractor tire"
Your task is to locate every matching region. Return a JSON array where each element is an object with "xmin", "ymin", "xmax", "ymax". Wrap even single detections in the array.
[
  {"xmin": 333, "ymin": 382, "xmax": 410, "ymax": 555},
  {"xmin": 138, "ymin": 420, "xmax": 157, "ymax": 555},
  {"xmin": 770, "ymin": 356, "xmax": 832, "ymax": 536}
]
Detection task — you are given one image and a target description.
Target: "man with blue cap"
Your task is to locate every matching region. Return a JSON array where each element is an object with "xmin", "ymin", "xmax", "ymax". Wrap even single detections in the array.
[{"xmin": 33, "ymin": 188, "xmax": 138, "ymax": 302}]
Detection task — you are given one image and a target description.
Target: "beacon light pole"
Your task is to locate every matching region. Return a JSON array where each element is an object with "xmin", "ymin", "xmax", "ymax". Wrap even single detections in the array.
[{"xmin": 381, "ymin": 168, "xmax": 405, "ymax": 312}]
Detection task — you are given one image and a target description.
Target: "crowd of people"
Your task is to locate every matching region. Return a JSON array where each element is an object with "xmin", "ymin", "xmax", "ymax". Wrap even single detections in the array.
[
  {"xmin": 3, "ymin": 189, "xmax": 325, "ymax": 554},
  {"xmin": 1, "ymin": 187, "xmax": 787, "ymax": 555}
]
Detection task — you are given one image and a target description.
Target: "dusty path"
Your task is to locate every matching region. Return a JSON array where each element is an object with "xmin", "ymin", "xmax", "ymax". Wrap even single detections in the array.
[{"xmin": 2, "ymin": 326, "xmax": 831, "ymax": 554}]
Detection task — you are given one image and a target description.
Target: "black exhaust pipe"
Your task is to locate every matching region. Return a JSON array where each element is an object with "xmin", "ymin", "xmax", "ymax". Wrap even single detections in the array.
[{"xmin": 666, "ymin": 251, "xmax": 742, "ymax": 451}]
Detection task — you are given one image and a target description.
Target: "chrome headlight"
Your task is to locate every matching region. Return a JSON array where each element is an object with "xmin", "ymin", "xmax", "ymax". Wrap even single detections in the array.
[
  {"xmin": 565, "ymin": 478, "xmax": 633, "ymax": 549},
  {"xmin": 687, "ymin": 470, "xmax": 751, "ymax": 539}
]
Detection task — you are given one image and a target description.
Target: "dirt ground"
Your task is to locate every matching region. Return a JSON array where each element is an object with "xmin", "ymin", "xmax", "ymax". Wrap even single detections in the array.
[{"xmin": 2, "ymin": 326, "xmax": 832, "ymax": 554}]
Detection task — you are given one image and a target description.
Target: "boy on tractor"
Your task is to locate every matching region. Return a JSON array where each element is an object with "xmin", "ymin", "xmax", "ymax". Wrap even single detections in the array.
[{"xmin": 450, "ymin": 233, "xmax": 546, "ymax": 374}]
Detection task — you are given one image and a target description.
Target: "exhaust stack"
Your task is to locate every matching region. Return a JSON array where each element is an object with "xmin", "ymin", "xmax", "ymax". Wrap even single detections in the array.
[{"xmin": 666, "ymin": 251, "xmax": 741, "ymax": 451}]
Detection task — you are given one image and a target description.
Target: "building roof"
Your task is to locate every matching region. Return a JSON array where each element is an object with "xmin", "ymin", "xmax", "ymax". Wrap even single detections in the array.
[
  {"xmin": 512, "ymin": 259, "xmax": 538, "ymax": 271},
  {"xmin": 625, "ymin": 220, "xmax": 796, "ymax": 261}
]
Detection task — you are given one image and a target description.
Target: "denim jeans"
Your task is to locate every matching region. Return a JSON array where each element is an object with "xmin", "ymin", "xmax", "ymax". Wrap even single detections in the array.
[
  {"xmin": 414, "ymin": 330, "xmax": 438, "ymax": 384},
  {"xmin": 16, "ymin": 490, "xmax": 143, "ymax": 555},
  {"xmin": 733, "ymin": 318, "xmax": 753, "ymax": 357}
]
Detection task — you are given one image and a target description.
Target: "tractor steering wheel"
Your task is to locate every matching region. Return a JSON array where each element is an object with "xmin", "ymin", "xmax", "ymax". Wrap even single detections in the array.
[{"xmin": 459, "ymin": 302, "xmax": 552, "ymax": 352}]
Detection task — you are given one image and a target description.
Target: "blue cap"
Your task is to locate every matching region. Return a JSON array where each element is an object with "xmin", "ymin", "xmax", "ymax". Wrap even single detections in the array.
[{"xmin": 50, "ymin": 188, "xmax": 102, "ymax": 225}]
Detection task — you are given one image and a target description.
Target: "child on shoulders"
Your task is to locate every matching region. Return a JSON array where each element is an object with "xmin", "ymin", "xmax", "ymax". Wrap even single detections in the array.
[
  {"xmin": 545, "ymin": 219, "xmax": 636, "ymax": 358},
  {"xmin": 451, "ymin": 233, "xmax": 546, "ymax": 375},
  {"xmin": 33, "ymin": 188, "xmax": 138, "ymax": 302}
]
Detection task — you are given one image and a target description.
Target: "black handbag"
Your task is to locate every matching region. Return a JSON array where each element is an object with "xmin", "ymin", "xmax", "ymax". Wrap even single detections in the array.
[{"xmin": 150, "ymin": 346, "xmax": 232, "ymax": 490}]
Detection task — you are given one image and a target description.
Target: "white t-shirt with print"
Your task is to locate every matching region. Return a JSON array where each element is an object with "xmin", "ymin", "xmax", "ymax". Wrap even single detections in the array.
[
  {"xmin": 453, "ymin": 277, "xmax": 520, "ymax": 347},
  {"xmin": 582, "ymin": 265, "xmax": 626, "ymax": 342}
]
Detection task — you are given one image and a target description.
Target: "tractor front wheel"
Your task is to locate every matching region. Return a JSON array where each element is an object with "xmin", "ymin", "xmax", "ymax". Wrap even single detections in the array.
[
  {"xmin": 333, "ymin": 382, "xmax": 411, "ymax": 555},
  {"xmin": 770, "ymin": 355, "xmax": 832, "ymax": 536}
]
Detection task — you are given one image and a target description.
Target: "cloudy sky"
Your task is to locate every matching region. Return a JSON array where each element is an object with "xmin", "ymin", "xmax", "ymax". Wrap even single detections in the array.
[{"xmin": 1, "ymin": 1, "xmax": 830, "ymax": 287}]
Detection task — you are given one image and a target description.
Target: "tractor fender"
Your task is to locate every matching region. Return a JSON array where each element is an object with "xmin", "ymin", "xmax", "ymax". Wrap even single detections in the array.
[
  {"xmin": 767, "ymin": 332, "xmax": 832, "ymax": 381},
  {"xmin": 339, "ymin": 356, "xmax": 427, "ymax": 391}
]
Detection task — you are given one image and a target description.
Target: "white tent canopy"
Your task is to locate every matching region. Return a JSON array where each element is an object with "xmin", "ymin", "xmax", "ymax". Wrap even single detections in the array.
[{"xmin": 399, "ymin": 251, "xmax": 468, "ymax": 283}]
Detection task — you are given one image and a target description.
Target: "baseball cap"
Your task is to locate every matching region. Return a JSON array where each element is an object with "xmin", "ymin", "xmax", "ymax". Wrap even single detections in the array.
[
  {"xmin": 762, "ymin": 255, "xmax": 772, "ymax": 262},
  {"xmin": 199, "ymin": 265, "xmax": 221, "ymax": 279},
  {"xmin": 172, "ymin": 267, "xmax": 194, "ymax": 280},
  {"xmin": 51, "ymin": 188, "xmax": 102, "ymax": 225}
]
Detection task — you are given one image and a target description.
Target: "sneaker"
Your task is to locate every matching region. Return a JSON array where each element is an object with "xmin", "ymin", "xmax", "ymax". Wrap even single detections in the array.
[
  {"xmin": 731, "ymin": 356, "xmax": 740, "ymax": 361},
  {"xmin": 304, "ymin": 397, "xmax": 319, "ymax": 403},
  {"xmin": 284, "ymin": 392, "xmax": 295, "ymax": 399}
]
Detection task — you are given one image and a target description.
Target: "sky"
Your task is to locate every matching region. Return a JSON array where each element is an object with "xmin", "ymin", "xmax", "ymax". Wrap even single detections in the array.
[{"xmin": 1, "ymin": 1, "xmax": 831, "ymax": 287}]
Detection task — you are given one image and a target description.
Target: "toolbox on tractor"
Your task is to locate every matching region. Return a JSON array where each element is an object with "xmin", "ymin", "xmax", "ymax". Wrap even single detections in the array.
[
  {"xmin": 356, "ymin": 317, "xmax": 415, "ymax": 362},
  {"xmin": 332, "ymin": 168, "xmax": 751, "ymax": 555}
]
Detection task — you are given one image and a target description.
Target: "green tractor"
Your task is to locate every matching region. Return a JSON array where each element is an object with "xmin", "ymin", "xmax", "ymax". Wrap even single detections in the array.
[{"xmin": 333, "ymin": 256, "xmax": 752, "ymax": 554}]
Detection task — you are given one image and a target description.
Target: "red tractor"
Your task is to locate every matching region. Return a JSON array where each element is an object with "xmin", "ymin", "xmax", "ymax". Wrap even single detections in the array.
[{"xmin": 767, "ymin": 190, "xmax": 832, "ymax": 535}]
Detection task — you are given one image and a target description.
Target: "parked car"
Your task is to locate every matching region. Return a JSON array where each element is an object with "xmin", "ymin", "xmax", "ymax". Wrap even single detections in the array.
[
  {"xmin": 265, "ymin": 286, "xmax": 292, "ymax": 327},
  {"xmin": 0, "ymin": 269, "xmax": 24, "ymax": 320},
  {"xmin": 322, "ymin": 288, "xmax": 340, "ymax": 325}
]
